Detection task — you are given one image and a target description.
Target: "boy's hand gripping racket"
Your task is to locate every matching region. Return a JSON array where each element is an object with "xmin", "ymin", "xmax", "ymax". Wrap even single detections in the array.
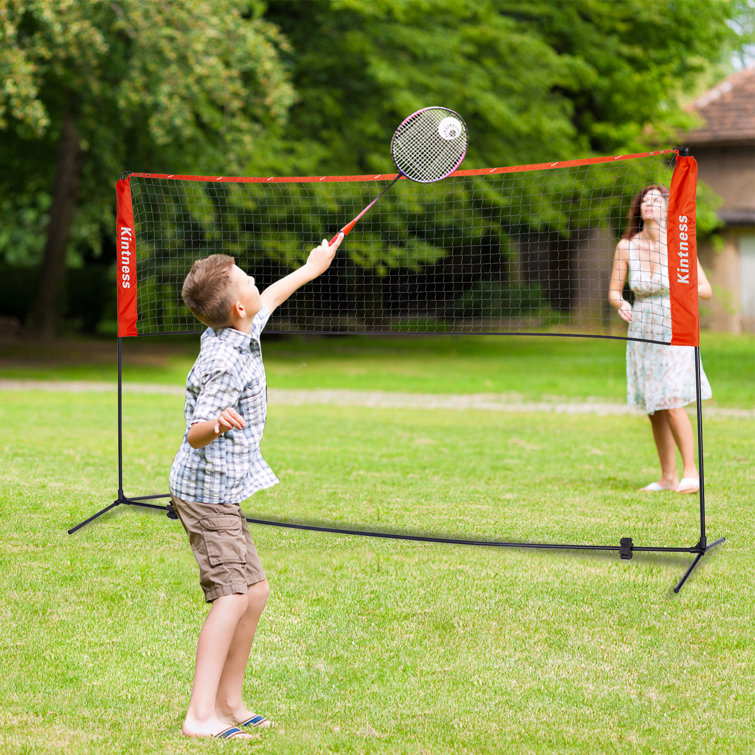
[{"xmin": 329, "ymin": 106, "xmax": 468, "ymax": 245}]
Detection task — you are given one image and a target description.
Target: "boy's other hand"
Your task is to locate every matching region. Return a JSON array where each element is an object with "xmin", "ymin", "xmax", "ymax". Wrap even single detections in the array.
[
  {"xmin": 214, "ymin": 407, "xmax": 246, "ymax": 435},
  {"xmin": 188, "ymin": 408, "xmax": 246, "ymax": 448},
  {"xmin": 305, "ymin": 233, "xmax": 343, "ymax": 276}
]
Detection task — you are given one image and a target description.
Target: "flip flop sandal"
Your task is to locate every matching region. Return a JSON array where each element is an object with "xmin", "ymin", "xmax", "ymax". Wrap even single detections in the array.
[
  {"xmin": 676, "ymin": 477, "xmax": 700, "ymax": 494},
  {"xmin": 238, "ymin": 714, "xmax": 271, "ymax": 729},
  {"xmin": 215, "ymin": 726, "xmax": 250, "ymax": 740},
  {"xmin": 639, "ymin": 482, "xmax": 673, "ymax": 492}
]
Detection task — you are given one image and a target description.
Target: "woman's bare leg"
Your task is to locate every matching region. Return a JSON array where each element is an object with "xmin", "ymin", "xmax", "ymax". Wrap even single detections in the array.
[
  {"xmin": 666, "ymin": 407, "xmax": 697, "ymax": 477},
  {"xmin": 645, "ymin": 410, "xmax": 679, "ymax": 489}
]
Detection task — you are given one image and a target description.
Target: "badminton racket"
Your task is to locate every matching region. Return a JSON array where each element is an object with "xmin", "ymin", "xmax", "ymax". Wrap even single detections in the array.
[{"xmin": 329, "ymin": 106, "xmax": 468, "ymax": 245}]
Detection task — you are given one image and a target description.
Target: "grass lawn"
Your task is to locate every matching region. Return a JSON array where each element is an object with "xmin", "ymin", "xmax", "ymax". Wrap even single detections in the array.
[
  {"xmin": 1, "ymin": 333, "xmax": 753, "ymax": 753},
  {"xmin": 2, "ymin": 330, "xmax": 753, "ymax": 407}
]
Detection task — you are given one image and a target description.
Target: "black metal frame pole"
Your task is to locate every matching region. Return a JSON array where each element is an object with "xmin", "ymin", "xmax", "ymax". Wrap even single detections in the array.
[
  {"xmin": 666, "ymin": 146, "xmax": 725, "ymax": 591},
  {"xmin": 117, "ymin": 336, "xmax": 125, "ymax": 503},
  {"xmin": 68, "ymin": 337, "xmax": 174, "ymax": 534},
  {"xmin": 67, "ymin": 338, "xmax": 724, "ymax": 590},
  {"xmin": 695, "ymin": 345, "xmax": 707, "ymax": 550},
  {"xmin": 68, "ymin": 338, "xmax": 127, "ymax": 533},
  {"xmin": 672, "ymin": 344, "xmax": 726, "ymax": 592}
]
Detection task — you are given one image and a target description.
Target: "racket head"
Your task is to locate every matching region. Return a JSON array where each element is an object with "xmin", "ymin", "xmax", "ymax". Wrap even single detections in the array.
[{"xmin": 390, "ymin": 107, "xmax": 468, "ymax": 183}]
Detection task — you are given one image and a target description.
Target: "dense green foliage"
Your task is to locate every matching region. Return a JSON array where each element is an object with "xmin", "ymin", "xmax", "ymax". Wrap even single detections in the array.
[
  {"xmin": 0, "ymin": 0, "xmax": 751, "ymax": 331},
  {"xmin": 265, "ymin": 0, "xmax": 743, "ymax": 174},
  {"xmin": 1, "ymin": 0, "xmax": 295, "ymax": 264}
]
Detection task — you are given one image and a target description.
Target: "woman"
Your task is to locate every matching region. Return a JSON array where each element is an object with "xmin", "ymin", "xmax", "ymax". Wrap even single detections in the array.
[{"xmin": 608, "ymin": 184, "xmax": 712, "ymax": 493}]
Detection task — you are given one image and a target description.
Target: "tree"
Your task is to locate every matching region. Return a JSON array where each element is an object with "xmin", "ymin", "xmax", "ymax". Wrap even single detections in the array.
[
  {"xmin": 1, "ymin": 0, "xmax": 751, "ymax": 334},
  {"xmin": 256, "ymin": 0, "xmax": 751, "ymax": 308},
  {"xmin": 264, "ymin": 0, "xmax": 749, "ymax": 174},
  {"xmin": 0, "ymin": 0, "xmax": 295, "ymax": 336}
]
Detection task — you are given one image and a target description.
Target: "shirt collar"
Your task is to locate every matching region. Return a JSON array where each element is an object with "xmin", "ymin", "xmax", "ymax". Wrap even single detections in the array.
[{"xmin": 203, "ymin": 326, "xmax": 255, "ymax": 350}]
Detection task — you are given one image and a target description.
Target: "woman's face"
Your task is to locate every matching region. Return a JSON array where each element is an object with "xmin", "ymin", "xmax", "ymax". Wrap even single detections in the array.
[{"xmin": 640, "ymin": 189, "xmax": 667, "ymax": 224}]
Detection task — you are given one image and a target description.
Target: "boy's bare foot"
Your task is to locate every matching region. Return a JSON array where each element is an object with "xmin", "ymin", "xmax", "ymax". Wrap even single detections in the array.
[
  {"xmin": 183, "ymin": 715, "xmax": 256, "ymax": 740},
  {"xmin": 219, "ymin": 705, "xmax": 273, "ymax": 729}
]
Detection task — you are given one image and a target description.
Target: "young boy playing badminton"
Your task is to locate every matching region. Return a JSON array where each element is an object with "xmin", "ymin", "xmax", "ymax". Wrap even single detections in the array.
[{"xmin": 169, "ymin": 233, "xmax": 343, "ymax": 741}]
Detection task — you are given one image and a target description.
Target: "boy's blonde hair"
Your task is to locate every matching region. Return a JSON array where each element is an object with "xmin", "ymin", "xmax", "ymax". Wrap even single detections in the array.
[{"xmin": 181, "ymin": 254, "xmax": 236, "ymax": 328}]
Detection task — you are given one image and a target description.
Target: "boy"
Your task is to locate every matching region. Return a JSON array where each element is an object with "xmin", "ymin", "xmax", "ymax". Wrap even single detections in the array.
[{"xmin": 169, "ymin": 233, "xmax": 343, "ymax": 740}]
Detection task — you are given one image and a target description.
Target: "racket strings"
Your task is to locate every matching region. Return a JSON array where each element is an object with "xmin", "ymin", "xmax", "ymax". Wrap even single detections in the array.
[
  {"xmin": 394, "ymin": 125, "xmax": 462, "ymax": 180},
  {"xmin": 392, "ymin": 107, "xmax": 468, "ymax": 183},
  {"xmin": 394, "ymin": 133, "xmax": 453, "ymax": 178}
]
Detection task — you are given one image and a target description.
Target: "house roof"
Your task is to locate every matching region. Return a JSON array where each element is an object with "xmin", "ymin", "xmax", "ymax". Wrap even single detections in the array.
[{"xmin": 685, "ymin": 65, "xmax": 755, "ymax": 145}]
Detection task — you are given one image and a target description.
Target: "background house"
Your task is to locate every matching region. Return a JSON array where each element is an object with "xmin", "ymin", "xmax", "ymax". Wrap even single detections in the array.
[{"xmin": 685, "ymin": 65, "xmax": 755, "ymax": 333}]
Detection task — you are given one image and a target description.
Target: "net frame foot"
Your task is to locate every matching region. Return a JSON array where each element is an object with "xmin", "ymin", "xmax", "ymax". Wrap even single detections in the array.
[
  {"xmin": 673, "ymin": 536, "xmax": 726, "ymax": 593},
  {"xmin": 68, "ymin": 494, "xmax": 173, "ymax": 534}
]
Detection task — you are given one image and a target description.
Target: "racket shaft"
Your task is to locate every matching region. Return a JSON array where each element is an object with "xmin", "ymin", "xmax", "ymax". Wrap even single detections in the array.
[{"xmin": 329, "ymin": 174, "xmax": 401, "ymax": 246}]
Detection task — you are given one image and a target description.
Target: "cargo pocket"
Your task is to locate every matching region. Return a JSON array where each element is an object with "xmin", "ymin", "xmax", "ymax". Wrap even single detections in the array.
[{"xmin": 200, "ymin": 514, "xmax": 247, "ymax": 567}]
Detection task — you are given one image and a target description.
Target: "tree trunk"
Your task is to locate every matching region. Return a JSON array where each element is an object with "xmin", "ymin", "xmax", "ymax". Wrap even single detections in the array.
[{"xmin": 29, "ymin": 111, "xmax": 85, "ymax": 338}]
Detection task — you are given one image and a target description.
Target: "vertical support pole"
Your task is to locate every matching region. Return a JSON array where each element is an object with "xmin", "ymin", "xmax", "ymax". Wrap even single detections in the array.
[
  {"xmin": 694, "ymin": 345, "xmax": 706, "ymax": 550},
  {"xmin": 117, "ymin": 336, "xmax": 125, "ymax": 502},
  {"xmin": 669, "ymin": 146, "xmax": 708, "ymax": 557}
]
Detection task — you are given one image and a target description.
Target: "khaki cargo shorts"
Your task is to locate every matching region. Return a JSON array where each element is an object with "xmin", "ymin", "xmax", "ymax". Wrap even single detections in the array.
[{"xmin": 170, "ymin": 495, "xmax": 265, "ymax": 603}]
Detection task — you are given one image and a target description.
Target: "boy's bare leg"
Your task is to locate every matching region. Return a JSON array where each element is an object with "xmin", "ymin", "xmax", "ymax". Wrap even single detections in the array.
[
  {"xmin": 182, "ymin": 593, "xmax": 252, "ymax": 738},
  {"xmin": 216, "ymin": 579, "xmax": 271, "ymax": 725}
]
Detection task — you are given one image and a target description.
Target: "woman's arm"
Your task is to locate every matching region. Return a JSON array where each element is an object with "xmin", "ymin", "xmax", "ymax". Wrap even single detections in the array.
[
  {"xmin": 608, "ymin": 239, "xmax": 633, "ymax": 323},
  {"xmin": 697, "ymin": 259, "xmax": 712, "ymax": 300}
]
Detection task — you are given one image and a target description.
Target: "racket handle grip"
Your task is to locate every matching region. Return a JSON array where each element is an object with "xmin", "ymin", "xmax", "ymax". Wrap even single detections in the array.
[
  {"xmin": 329, "ymin": 221, "xmax": 355, "ymax": 246},
  {"xmin": 329, "ymin": 175, "xmax": 398, "ymax": 246}
]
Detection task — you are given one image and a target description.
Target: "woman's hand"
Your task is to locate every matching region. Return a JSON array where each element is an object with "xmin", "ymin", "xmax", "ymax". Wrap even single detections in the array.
[{"xmin": 617, "ymin": 301, "xmax": 633, "ymax": 323}]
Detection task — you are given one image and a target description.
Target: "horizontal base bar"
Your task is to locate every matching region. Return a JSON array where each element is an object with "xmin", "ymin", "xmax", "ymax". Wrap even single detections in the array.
[
  {"xmin": 69, "ymin": 494, "xmax": 725, "ymax": 592},
  {"xmin": 69, "ymin": 494, "xmax": 705, "ymax": 554}
]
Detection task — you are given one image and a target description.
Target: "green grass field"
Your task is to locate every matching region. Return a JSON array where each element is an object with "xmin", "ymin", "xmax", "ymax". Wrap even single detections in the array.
[
  {"xmin": 2, "ymin": 331, "xmax": 753, "ymax": 406},
  {"xmin": 1, "ymin": 334, "xmax": 753, "ymax": 753}
]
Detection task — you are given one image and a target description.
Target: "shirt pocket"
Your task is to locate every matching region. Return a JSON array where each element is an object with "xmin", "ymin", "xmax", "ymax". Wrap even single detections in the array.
[
  {"xmin": 239, "ymin": 387, "xmax": 266, "ymax": 427},
  {"xmin": 200, "ymin": 514, "xmax": 246, "ymax": 566}
]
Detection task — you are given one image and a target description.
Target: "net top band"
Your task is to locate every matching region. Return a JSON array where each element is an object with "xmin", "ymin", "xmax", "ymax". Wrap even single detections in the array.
[{"xmin": 125, "ymin": 149, "xmax": 677, "ymax": 184}]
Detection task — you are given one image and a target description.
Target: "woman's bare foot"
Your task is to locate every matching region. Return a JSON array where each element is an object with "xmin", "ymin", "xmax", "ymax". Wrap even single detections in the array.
[
  {"xmin": 639, "ymin": 479, "xmax": 677, "ymax": 492},
  {"xmin": 676, "ymin": 477, "xmax": 700, "ymax": 494}
]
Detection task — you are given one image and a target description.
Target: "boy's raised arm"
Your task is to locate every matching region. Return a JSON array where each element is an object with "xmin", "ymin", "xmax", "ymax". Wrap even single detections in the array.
[{"xmin": 260, "ymin": 233, "xmax": 343, "ymax": 314}]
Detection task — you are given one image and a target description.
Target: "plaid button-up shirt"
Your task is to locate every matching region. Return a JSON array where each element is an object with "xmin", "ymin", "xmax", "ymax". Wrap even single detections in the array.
[{"xmin": 169, "ymin": 306, "xmax": 279, "ymax": 504}]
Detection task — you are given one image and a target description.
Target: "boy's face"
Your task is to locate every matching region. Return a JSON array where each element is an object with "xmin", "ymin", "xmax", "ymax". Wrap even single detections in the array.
[{"xmin": 230, "ymin": 264, "xmax": 262, "ymax": 320}]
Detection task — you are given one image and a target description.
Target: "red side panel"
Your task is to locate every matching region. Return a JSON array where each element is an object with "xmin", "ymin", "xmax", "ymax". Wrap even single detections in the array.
[
  {"xmin": 116, "ymin": 177, "xmax": 138, "ymax": 337},
  {"xmin": 667, "ymin": 155, "xmax": 699, "ymax": 346}
]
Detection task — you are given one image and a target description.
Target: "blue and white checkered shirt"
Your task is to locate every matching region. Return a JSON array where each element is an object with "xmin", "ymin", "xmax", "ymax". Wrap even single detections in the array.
[{"xmin": 169, "ymin": 305, "xmax": 279, "ymax": 504}]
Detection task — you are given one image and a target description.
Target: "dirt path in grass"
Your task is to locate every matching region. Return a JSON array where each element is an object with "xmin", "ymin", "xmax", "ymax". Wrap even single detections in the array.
[{"xmin": 0, "ymin": 378, "xmax": 752, "ymax": 419}]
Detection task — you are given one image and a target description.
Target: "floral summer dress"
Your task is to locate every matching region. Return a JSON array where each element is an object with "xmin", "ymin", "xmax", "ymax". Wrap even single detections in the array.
[{"xmin": 625, "ymin": 237, "xmax": 712, "ymax": 414}]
